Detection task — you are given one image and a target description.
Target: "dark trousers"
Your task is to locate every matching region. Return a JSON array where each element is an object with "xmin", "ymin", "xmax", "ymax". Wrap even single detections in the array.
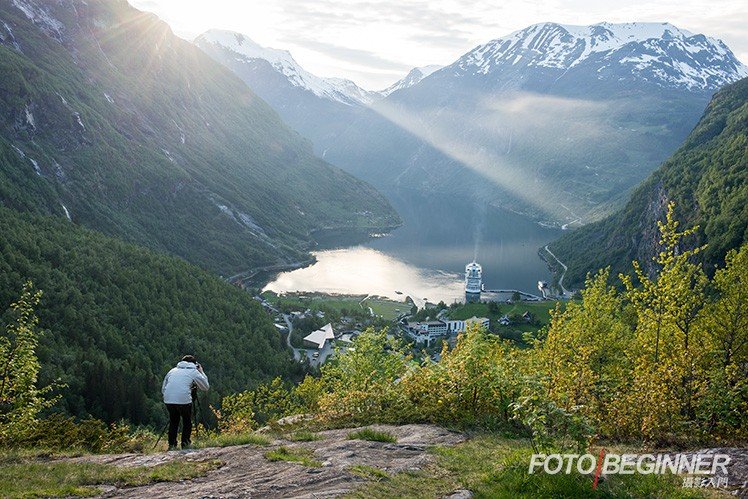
[{"xmin": 166, "ymin": 403, "xmax": 192, "ymax": 448}]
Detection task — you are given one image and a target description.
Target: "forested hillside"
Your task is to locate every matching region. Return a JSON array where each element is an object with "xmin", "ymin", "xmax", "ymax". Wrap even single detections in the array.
[
  {"xmin": 0, "ymin": 207, "xmax": 298, "ymax": 425},
  {"xmin": 0, "ymin": 0, "xmax": 398, "ymax": 275},
  {"xmin": 550, "ymin": 76, "xmax": 748, "ymax": 288}
]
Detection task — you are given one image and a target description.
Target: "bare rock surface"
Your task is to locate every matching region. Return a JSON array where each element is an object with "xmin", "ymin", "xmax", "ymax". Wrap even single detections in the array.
[
  {"xmin": 68, "ymin": 424, "xmax": 465, "ymax": 498},
  {"xmin": 691, "ymin": 448, "xmax": 748, "ymax": 495}
]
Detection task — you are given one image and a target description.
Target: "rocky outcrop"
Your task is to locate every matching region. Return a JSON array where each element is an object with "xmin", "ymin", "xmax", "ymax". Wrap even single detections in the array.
[{"xmin": 73, "ymin": 424, "xmax": 465, "ymax": 498}]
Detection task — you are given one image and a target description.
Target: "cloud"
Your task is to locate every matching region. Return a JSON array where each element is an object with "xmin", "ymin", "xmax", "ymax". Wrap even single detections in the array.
[{"xmin": 284, "ymin": 38, "xmax": 412, "ymax": 72}]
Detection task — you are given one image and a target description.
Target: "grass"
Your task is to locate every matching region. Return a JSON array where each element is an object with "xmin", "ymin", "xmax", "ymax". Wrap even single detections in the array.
[
  {"xmin": 264, "ymin": 446, "xmax": 322, "ymax": 467},
  {"xmin": 444, "ymin": 301, "xmax": 570, "ymax": 345},
  {"xmin": 263, "ymin": 291, "xmax": 367, "ymax": 314},
  {"xmin": 0, "ymin": 447, "xmax": 88, "ymax": 463},
  {"xmin": 348, "ymin": 435, "xmax": 709, "ymax": 498},
  {"xmin": 347, "ymin": 428, "xmax": 397, "ymax": 443},
  {"xmin": 361, "ymin": 297, "xmax": 409, "ymax": 320},
  {"xmin": 286, "ymin": 431, "xmax": 324, "ymax": 442},
  {"xmin": 346, "ymin": 468, "xmax": 452, "ymax": 499},
  {"xmin": 192, "ymin": 432, "xmax": 271, "ymax": 449},
  {"xmin": 263, "ymin": 291, "xmax": 407, "ymax": 320},
  {"xmin": 349, "ymin": 464, "xmax": 390, "ymax": 482},
  {"xmin": 0, "ymin": 459, "xmax": 221, "ymax": 498},
  {"xmin": 447, "ymin": 301, "xmax": 562, "ymax": 325}
]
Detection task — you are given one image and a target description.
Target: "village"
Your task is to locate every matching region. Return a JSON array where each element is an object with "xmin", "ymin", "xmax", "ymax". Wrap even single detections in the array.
[{"xmin": 253, "ymin": 261, "xmax": 562, "ymax": 365}]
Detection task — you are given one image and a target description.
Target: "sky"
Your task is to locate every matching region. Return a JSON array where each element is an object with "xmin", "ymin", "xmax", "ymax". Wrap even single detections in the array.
[{"xmin": 128, "ymin": 0, "xmax": 748, "ymax": 90}]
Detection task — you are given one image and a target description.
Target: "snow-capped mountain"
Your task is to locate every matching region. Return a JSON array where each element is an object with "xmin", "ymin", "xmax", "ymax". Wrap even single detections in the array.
[
  {"xmin": 194, "ymin": 30, "xmax": 378, "ymax": 105},
  {"xmin": 197, "ymin": 20, "xmax": 747, "ymax": 226},
  {"xmin": 316, "ymin": 22, "xmax": 748, "ymax": 225},
  {"xmin": 380, "ymin": 65, "xmax": 443, "ymax": 97},
  {"xmin": 454, "ymin": 22, "xmax": 747, "ymax": 91}
]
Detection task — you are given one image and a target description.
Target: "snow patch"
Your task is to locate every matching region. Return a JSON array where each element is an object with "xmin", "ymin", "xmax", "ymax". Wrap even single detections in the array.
[
  {"xmin": 214, "ymin": 200, "xmax": 267, "ymax": 235},
  {"xmin": 11, "ymin": 0, "xmax": 63, "ymax": 40},
  {"xmin": 1, "ymin": 20, "xmax": 22, "ymax": 51},
  {"xmin": 456, "ymin": 21, "xmax": 748, "ymax": 91},
  {"xmin": 72, "ymin": 112, "xmax": 85, "ymax": 130},
  {"xmin": 161, "ymin": 148, "xmax": 175, "ymax": 163},
  {"xmin": 197, "ymin": 30, "xmax": 378, "ymax": 105},
  {"xmin": 28, "ymin": 157, "xmax": 41, "ymax": 176},
  {"xmin": 24, "ymin": 105, "xmax": 35, "ymax": 129},
  {"xmin": 53, "ymin": 161, "xmax": 65, "ymax": 181},
  {"xmin": 171, "ymin": 119, "xmax": 186, "ymax": 144},
  {"xmin": 103, "ymin": 92, "xmax": 115, "ymax": 103},
  {"xmin": 380, "ymin": 65, "xmax": 444, "ymax": 96}
]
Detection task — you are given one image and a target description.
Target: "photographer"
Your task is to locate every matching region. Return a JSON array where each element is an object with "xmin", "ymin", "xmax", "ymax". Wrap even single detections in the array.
[{"xmin": 161, "ymin": 355, "xmax": 209, "ymax": 450}]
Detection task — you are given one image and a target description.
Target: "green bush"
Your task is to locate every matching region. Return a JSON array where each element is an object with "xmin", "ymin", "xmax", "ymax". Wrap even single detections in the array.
[
  {"xmin": 12, "ymin": 413, "xmax": 154, "ymax": 453},
  {"xmin": 219, "ymin": 214, "xmax": 747, "ymax": 448}
]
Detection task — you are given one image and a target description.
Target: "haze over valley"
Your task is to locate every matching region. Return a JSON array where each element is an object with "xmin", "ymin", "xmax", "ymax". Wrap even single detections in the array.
[{"xmin": 0, "ymin": 2, "xmax": 747, "ymax": 495}]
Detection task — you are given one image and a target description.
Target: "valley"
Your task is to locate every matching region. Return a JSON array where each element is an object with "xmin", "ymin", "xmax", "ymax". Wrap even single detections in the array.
[
  {"xmin": 0, "ymin": 1, "xmax": 746, "ymax": 497},
  {"xmin": 0, "ymin": 0, "xmax": 399, "ymax": 276},
  {"xmin": 198, "ymin": 22, "xmax": 747, "ymax": 227},
  {"xmin": 265, "ymin": 189, "xmax": 560, "ymax": 304}
]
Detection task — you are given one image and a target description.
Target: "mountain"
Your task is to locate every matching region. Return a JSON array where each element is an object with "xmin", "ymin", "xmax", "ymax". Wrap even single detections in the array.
[
  {"xmin": 194, "ymin": 29, "xmax": 383, "ymax": 157},
  {"xmin": 0, "ymin": 0, "xmax": 398, "ymax": 276},
  {"xmin": 452, "ymin": 22, "xmax": 745, "ymax": 92},
  {"xmin": 0, "ymin": 206, "xmax": 298, "ymax": 426},
  {"xmin": 548, "ymin": 76, "xmax": 748, "ymax": 288},
  {"xmin": 327, "ymin": 22, "xmax": 748, "ymax": 225},
  {"xmin": 200, "ymin": 22, "xmax": 747, "ymax": 226},
  {"xmin": 379, "ymin": 65, "xmax": 442, "ymax": 97},
  {"xmin": 195, "ymin": 30, "xmax": 378, "ymax": 106}
]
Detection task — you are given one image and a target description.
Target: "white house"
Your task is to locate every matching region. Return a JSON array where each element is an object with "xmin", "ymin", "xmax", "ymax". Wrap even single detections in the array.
[
  {"xmin": 466, "ymin": 316, "xmax": 490, "ymax": 330},
  {"xmin": 404, "ymin": 320, "xmax": 448, "ymax": 345},
  {"xmin": 303, "ymin": 323, "xmax": 335, "ymax": 349},
  {"xmin": 446, "ymin": 316, "xmax": 490, "ymax": 333}
]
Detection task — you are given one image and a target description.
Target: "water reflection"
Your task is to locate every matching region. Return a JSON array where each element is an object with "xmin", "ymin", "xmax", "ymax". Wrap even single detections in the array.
[
  {"xmin": 265, "ymin": 247, "xmax": 464, "ymax": 307},
  {"xmin": 265, "ymin": 190, "xmax": 561, "ymax": 303}
]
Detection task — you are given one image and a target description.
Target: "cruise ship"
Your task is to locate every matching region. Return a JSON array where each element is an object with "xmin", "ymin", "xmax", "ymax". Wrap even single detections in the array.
[{"xmin": 465, "ymin": 261, "xmax": 482, "ymax": 302}]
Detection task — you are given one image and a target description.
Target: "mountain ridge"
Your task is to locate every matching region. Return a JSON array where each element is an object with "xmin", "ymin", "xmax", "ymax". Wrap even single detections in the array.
[
  {"xmin": 548, "ymin": 75, "xmax": 748, "ymax": 288},
  {"xmin": 380, "ymin": 65, "xmax": 443, "ymax": 97},
  {"xmin": 195, "ymin": 29, "xmax": 379, "ymax": 106},
  {"xmin": 455, "ymin": 21, "xmax": 747, "ymax": 92},
  {"xmin": 196, "ymin": 21, "xmax": 746, "ymax": 226},
  {"xmin": 0, "ymin": 0, "xmax": 399, "ymax": 275}
]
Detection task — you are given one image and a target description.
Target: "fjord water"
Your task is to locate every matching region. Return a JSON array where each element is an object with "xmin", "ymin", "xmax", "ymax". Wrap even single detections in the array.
[{"xmin": 265, "ymin": 190, "xmax": 560, "ymax": 304}]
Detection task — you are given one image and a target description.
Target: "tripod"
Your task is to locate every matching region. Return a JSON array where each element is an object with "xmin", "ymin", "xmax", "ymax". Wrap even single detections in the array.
[
  {"xmin": 191, "ymin": 386, "xmax": 202, "ymax": 438},
  {"xmin": 153, "ymin": 420, "xmax": 169, "ymax": 450},
  {"xmin": 153, "ymin": 389, "xmax": 202, "ymax": 450}
]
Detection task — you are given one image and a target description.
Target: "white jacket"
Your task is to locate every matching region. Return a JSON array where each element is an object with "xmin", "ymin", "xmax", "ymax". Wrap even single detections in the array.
[{"xmin": 162, "ymin": 361, "xmax": 209, "ymax": 404}]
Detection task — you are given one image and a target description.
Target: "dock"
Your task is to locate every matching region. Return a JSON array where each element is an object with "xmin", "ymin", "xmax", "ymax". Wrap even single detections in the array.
[{"xmin": 481, "ymin": 289, "xmax": 545, "ymax": 301}]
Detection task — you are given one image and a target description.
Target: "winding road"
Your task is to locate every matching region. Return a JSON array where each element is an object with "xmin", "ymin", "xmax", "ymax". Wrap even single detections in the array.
[
  {"xmin": 282, "ymin": 314, "xmax": 332, "ymax": 366},
  {"xmin": 544, "ymin": 245, "xmax": 571, "ymax": 298},
  {"xmin": 281, "ymin": 314, "xmax": 301, "ymax": 361}
]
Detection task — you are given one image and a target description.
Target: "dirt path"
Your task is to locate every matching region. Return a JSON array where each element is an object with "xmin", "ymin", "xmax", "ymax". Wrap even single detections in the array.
[{"xmin": 72, "ymin": 424, "xmax": 465, "ymax": 498}]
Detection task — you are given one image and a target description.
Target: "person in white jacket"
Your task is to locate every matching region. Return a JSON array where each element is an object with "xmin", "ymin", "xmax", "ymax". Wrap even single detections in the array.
[{"xmin": 162, "ymin": 355, "xmax": 209, "ymax": 449}]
